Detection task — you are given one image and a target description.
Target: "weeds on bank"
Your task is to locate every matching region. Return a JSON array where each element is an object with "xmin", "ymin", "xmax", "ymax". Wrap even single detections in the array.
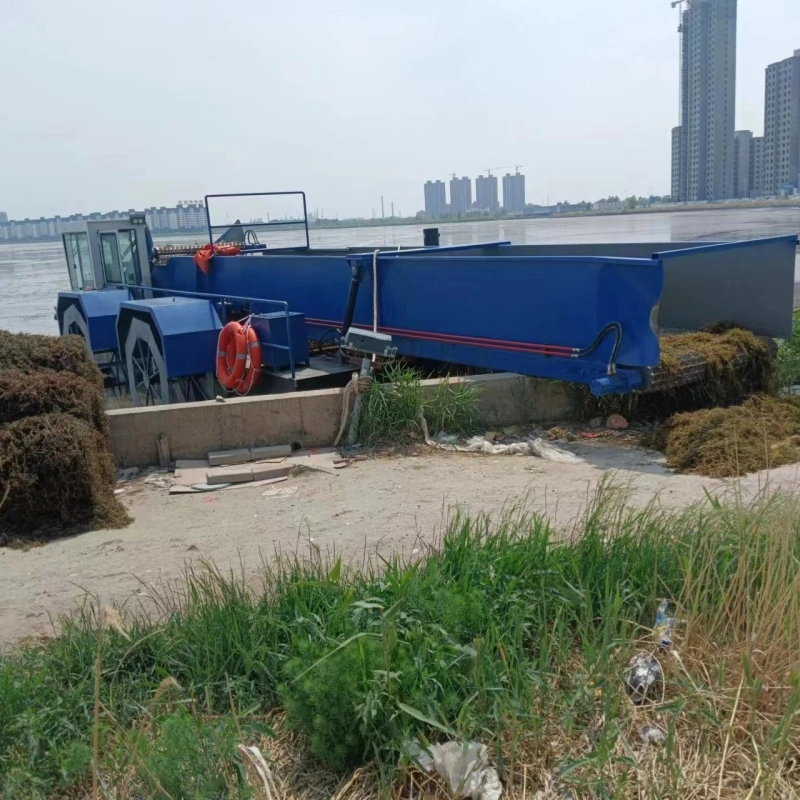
[
  {"xmin": 2, "ymin": 485, "xmax": 800, "ymax": 798},
  {"xmin": 777, "ymin": 309, "xmax": 800, "ymax": 389},
  {"xmin": 355, "ymin": 365, "xmax": 480, "ymax": 444}
]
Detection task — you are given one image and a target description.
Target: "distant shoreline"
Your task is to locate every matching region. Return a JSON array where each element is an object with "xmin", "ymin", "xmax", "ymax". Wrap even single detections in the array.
[{"xmin": 2, "ymin": 200, "xmax": 800, "ymax": 245}]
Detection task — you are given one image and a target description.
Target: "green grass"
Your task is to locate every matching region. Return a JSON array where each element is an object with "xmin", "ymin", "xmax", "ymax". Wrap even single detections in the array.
[
  {"xmin": 355, "ymin": 366, "xmax": 480, "ymax": 444},
  {"xmin": 2, "ymin": 485, "xmax": 800, "ymax": 798},
  {"xmin": 777, "ymin": 309, "xmax": 800, "ymax": 389}
]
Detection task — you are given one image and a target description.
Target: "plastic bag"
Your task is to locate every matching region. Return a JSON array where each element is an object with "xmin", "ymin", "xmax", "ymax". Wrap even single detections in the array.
[
  {"xmin": 529, "ymin": 438, "xmax": 583, "ymax": 463},
  {"xmin": 407, "ymin": 741, "xmax": 502, "ymax": 800}
]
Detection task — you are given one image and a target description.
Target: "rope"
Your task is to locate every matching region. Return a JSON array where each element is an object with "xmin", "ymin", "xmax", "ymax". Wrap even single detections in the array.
[{"xmin": 333, "ymin": 372, "xmax": 374, "ymax": 446}]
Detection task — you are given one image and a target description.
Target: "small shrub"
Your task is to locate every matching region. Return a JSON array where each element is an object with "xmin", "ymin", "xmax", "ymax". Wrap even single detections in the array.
[
  {"xmin": 424, "ymin": 378, "xmax": 480, "ymax": 435},
  {"xmin": 133, "ymin": 710, "xmax": 248, "ymax": 800},
  {"xmin": 357, "ymin": 365, "xmax": 423, "ymax": 444},
  {"xmin": 281, "ymin": 635, "xmax": 420, "ymax": 773},
  {"xmin": 777, "ymin": 310, "xmax": 800, "ymax": 389},
  {"xmin": 357, "ymin": 367, "xmax": 480, "ymax": 443}
]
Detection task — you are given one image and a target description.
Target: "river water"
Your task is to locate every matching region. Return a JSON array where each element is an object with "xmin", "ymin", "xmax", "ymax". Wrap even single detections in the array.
[{"xmin": 2, "ymin": 208, "xmax": 799, "ymax": 335}]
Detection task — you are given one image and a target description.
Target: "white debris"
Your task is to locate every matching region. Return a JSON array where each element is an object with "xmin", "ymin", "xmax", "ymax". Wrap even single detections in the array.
[
  {"xmin": 407, "ymin": 741, "xmax": 502, "ymax": 800},
  {"xmin": 529, "ymin": 438, "xmax": 583, "ymax": 464},
  {"xmin": 144, "ymin": 473, "xmax": 172, "ymax": 489},
  {"xmin": 640, "ymin": 725, "xmax": 667, "ymax": 746},
  {"xmin": 262, "ymin": 485, "xmax": 298, "ymax": 498}
]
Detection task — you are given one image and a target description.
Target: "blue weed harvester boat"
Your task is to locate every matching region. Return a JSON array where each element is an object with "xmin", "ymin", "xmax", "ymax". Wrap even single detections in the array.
[{"xmin": 55, "ymin": 191, "xmax": 798, "ymax": 406}]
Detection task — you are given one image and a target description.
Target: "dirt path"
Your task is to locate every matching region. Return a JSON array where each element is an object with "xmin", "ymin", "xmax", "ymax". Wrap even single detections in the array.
[{"xmin": 2, "ymin": 440, "xmax": 800, "ymax": 649}]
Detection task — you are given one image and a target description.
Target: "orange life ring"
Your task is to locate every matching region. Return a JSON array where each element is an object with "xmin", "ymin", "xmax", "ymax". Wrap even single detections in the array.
[{"xmin": 216, "ymin": 321, "xmax": 262, "ymax": 393}]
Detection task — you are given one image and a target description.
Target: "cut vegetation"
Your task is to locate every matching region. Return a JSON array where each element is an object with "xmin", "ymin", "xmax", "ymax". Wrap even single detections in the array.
[
  {"xmin": 646, "ymin": 395, "xmax": 800, "ymax": 477},
  {"xmin": 0, "ymin": 333, "xmax": 129, "ymax": 544}
]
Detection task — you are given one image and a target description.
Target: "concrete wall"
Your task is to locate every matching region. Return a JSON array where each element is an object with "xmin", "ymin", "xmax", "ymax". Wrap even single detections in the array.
[{"xmin": 108, "ymin": 373, "xmax": 575, "ymax": 468}]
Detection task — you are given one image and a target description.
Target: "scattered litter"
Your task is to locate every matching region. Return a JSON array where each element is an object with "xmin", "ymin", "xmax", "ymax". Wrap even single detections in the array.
[
  {"xmin": 547, "ymin": 426, "xmax": 576, "ymax": 442},
  {"xmin": 606, "ymin": 414, "xmax": 629, "ymax": 431},
  {"xmin": 624, "ymin": 652, "xmax": 663, "ymax": 705},
  {"xmin": 502, "ymin": 425, "xmax": 523, "ymax": 437},
  {"xmin": 421, "ymin": 417, "xmax": 582, "ymax": 464},
  {"xmin": 460, "ymin": 436, "xmax": 533, "ymax": 455},
  {"xmin": 144, "ymin": 473, "xmax": 172, "ymax": 489},
  {"xmin": 654, "ymin": 599, "xmax": 676, "ymax": 648},
  {"xmin": 530, "ymin": 438, "xmax": 583, "ymax": 463},
  {"xmin": 484, "ymin": 430, "xmax": 499, "ymax": 442},
  {"xmin": 262, "ymin": 485, "xmax": 298, "ymax": 498},
  {"xmin": 640, "ymin": 725, "xmax": 667, "ymax": 747},
  {"xmin": 435, "ymin": 432, "xmax": 460, "ymax": 445},
  {"xmin": 113, "ymin": 488, "xmax": 125, "ymax": 495},
  {"xmin": 215, "ymin": 395, "xmax": 225, "ymax": 402},
  {"xmin": 407, "ymin": 741, "xmax": 502, "ymax": 800},
  {"xmin": 579, "ymin": 431, "xmax": 599, "ymax": 439}
]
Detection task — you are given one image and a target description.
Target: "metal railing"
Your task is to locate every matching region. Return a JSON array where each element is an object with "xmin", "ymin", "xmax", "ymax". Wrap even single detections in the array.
[
  {"xmin": 204, "ymin": 191, "xmax": 310, "ymax": 251},
  {"xmin": 108, "ymin": 283, "xmax": 298, "ymax": 379}
]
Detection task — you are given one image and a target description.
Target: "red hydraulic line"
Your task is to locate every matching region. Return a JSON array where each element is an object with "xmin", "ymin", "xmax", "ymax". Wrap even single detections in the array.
[{"xmin": 305, "ymin": 317, "xmax": 578, "ymax": 358}]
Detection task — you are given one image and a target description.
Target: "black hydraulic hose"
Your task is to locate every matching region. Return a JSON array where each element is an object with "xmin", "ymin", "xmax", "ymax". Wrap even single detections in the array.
[
  {"xmin": 340, "ymin": 273, "xmax": 361, "ymax": 337},
  {"xmin": 573, "ymin": 322, "xmax": 623, "ymax": 375}
]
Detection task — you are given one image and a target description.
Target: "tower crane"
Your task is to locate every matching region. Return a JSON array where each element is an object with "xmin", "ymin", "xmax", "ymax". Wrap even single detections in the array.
[{"xmin": 485, "ymin": 165, "xmax": 523, "ymax": 176}]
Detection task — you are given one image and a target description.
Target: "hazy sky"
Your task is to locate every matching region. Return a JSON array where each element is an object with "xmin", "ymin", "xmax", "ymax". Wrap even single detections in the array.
[{"xmin": 2, "ymin": 0, "xmax": 799, "ymax": 219}]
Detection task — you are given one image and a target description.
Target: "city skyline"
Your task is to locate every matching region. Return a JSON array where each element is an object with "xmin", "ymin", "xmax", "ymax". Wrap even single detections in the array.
[
  {"xmin": 671, "ymin": 0, "xmax": 800, "ymax": 200},
  {"xmin": 3, "ymin": 0, "xmax": 799, "ymax": 220},
  {"xmin": 672, "ymin": 0, "xmax": 738, "ymax": 202},
  {"xmin": 0, "ymin": 203, "xmax": 209, "ymax": 242},
  {"xmin": 423, "ymin": 170, "xmax": 525, "ymax": 218}
]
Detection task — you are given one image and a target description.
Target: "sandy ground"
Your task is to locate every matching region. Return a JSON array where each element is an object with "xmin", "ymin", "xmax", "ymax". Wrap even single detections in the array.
[{"xmin": 3, "ymin": 438, "xmax": 800, "ymax": 649}]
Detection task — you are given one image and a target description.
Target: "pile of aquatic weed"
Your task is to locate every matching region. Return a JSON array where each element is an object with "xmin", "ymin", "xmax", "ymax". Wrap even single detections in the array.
[
  {"xmin": 0, "ymin": 333, "xmax": 126, "ymax": 544},
  {"xmin": 0, "ymin": 413, "xmax": 130, "ymax": 544},
  {"xmin": 645, "ymin": 394, "xmax": 800, "ymax": 478},
  {"xmin": 0, "ymin": 368, "xmax": 108, "ymax": 434},
  {"xmin": 578, "ymin": 326, "xmax": 775, "ymax": 422},
  {"xmin": 0, "ymin": 331, "xmax": 103, "ymax": 389},
  {"xmin": 2, "ymin": 485, "xmax": 800, "ymax": 798}
]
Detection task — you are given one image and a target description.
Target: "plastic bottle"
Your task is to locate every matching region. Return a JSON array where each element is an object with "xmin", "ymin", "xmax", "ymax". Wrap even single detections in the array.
[{"xmin": 654, "ymin": 599, "xmax": 675, "ymax": 648}]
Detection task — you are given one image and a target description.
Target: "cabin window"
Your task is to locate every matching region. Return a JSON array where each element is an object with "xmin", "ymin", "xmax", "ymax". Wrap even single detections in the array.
[
  {"xmin": 64, "ymin": 232, "xmax": 95, "ymax": 289},
  {"xmin": 118, "ymin": 230, "xmax": 139, "ymax": 285},
  {"xmin": 100, "ymin": 233, "xmax": 122, "ymax": 284}
]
